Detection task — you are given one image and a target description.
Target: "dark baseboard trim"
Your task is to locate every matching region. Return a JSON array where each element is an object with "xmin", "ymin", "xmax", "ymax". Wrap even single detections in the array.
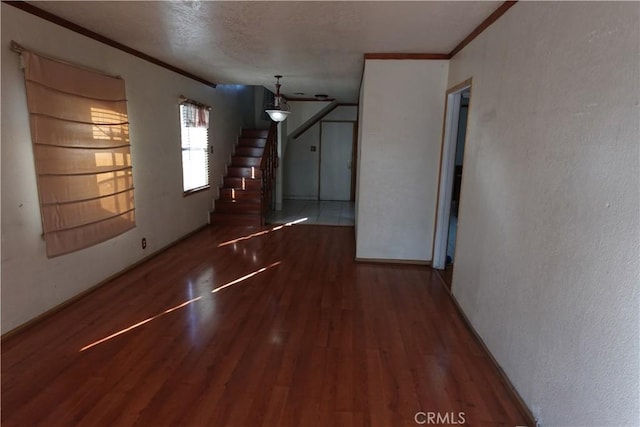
[
  {"xmin": 1, "ymin": 224, "xmax": 210, "ymax": 342},
  {"xmin": 355, "ymin": 257, "xmax": 431, "ymax": 266},
  {"xmin": 433, "ymin": 270, "xmax": 538, "ymax": 427}
]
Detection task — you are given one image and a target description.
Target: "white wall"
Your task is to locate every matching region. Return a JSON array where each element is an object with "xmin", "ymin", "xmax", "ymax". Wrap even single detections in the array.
[
  {"xmin": 448, "ymin": 2, "xmax": 639, "ymax": 425},
  {"xmin": 355, "ymin": 82, "xmax": 366, "ymax": 240},
  {"xmin": 325, "ymin": 105, "xmax": 358, "ymax": 121},
  {"xmin": 285, "ymin": 101, "xmax": 332, "ymax": 137},
  {"xmin": 275, "ymin": 119, "xmax": 287, "ymax": 210},
  {"xmin": 238, "ymin": 85, "xmax": 256, "ymax": 131},
  {"xmin": 1, "ymin": 4, "xmax": 250, "ymax": 333},
  {"xmin": 283, "ymin": 123, "xmax": 320, "ymax": 199},
  {"xmin": 253, "ymin": 86, "xmax": 272, "ymax": 130},
  {"xmin": 356, "ymin": 60, "xmax": 448, "ymax": 262}
]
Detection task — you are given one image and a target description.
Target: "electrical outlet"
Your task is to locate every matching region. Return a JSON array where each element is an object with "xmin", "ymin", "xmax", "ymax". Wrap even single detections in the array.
[{"xmin": 141, "ymin": 237, "xmax": 147, "ymax": 249}]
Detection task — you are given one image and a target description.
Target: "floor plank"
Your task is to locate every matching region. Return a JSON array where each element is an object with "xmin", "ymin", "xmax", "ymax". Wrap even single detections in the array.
[{"xmin": 2, "ymin": 224, "xmax": 529, "ymax": 426}]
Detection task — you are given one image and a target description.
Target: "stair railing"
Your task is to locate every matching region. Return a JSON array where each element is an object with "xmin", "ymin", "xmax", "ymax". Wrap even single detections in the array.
[{"xmin": 260, "ymin": 122, "xmax": 278, "ymax": 222}]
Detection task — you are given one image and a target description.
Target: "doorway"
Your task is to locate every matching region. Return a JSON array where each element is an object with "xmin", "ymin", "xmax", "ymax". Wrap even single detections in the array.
[
  {"xmin": 433, "ymin": 80, "xmax": 472, "ymax": 288},
  {"xmin": 319, "ymin": 121, "xmax": 355, "ymax": 201}
]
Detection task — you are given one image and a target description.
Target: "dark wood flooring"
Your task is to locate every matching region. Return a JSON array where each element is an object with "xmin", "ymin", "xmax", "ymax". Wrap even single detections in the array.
[
  {"xmin": 2, "ymin": 225, "xmax": 529, "ymax": 426},
  {"xmin": 436, "ymin": 264, "xmax": 454, "ymax": 290}
]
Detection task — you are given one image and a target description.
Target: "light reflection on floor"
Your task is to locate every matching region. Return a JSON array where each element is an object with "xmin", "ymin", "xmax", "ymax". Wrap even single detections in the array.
[
  {"xmin": 266, "ymin": 200, "xmax": 355, "ymax": 226},
  {"xmin": 218, "ymin": 217, "xmax": 307, "ymax": 247},
  {"xmin": 79, "ymin": 261, "xmax": 281, "ymax": 352}
]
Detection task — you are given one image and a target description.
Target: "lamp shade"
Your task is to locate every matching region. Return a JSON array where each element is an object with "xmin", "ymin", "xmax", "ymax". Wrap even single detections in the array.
[
  {"xmin": 266, "ymin": 109, "xmax": 291, "ymax": 122},
  {"xmin": 265, "ymin": 75, "xmax": 291, "ymax": 122}
]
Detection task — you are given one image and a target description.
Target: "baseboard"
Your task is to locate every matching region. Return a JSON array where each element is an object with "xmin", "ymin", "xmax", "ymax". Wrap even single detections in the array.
[
  {"xmin": 283, "ymin": 196, "xmax": 318, "ymax": 200},
  {"xmin": 1, "ymin": 224, "xmax": 210, "ymax": 343},
  {"xmin": 355, "ymin": 257, "xmax": 431, "ymax": 266},
  {"xmin": 434, "ymin": 272, "xmax": 538, "ymax": 427}
]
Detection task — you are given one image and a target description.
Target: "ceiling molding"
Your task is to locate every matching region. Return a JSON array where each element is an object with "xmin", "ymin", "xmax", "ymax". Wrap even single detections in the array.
[
  {"xmin": 287, "ymin": 97, "xmax": 335, "ymax": 102},
  {"xmin": 364, "ymin": 53, "xmax": 450, "ymax": 60},
  {"xmin": 3, "ymin": 0, "xmax": 217, "ymax": 88},
  {"xmin": 449, "ymin": 1, "xmax": 517, "ymax": 58},
  {"xmin": 362, "ymin": 1, "xmax": 517, "ymax": 64},
  {"xmin": 6, "ymin": 0, "xmax": 517, "ymax": 98},
  {"xmin": 358, "ymin": 1, "xmax": 517, "ymax": 103}
]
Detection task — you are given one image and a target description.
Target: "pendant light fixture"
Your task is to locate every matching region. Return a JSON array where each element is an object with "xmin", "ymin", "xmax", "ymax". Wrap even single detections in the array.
[{"xmin": 265, "ymin": 75, "xmax": 291, "ymax": 122}]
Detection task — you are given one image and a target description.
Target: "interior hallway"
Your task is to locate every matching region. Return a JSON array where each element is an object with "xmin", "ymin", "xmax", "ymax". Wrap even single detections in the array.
[
  {"xmin": 267, "ymin": 199, "xmax": 355, "ymax": 226},
  {"xmin": 1, "ymin": 225, "xmax": 529, "ymax": 426}
]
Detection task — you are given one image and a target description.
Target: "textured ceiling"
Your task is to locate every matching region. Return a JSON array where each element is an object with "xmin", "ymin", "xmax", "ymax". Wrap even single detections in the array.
[{"xmin": 27, "ymin": 1, "xmax": 502, "ymax": 102}]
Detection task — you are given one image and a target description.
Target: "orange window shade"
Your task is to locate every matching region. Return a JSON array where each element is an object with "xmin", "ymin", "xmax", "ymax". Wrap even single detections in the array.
[{"xmin": 22, "ymin": 51, "xmax": 135, "ymax": 257}]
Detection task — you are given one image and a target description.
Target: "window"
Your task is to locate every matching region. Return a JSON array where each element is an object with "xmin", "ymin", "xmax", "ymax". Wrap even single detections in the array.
[{"xmin": 180, "ymin": 102, "xmax": 210, "ymax": 193}]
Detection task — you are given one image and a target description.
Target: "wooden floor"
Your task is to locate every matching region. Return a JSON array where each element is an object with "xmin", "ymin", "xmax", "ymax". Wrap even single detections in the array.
[
  {"xmin": 2, "ymin": 225, "xmax": 529, "ymax": 426},
  {"xmin": 436, "ymin": 265, "xmax": 454, "ymax": 290}
]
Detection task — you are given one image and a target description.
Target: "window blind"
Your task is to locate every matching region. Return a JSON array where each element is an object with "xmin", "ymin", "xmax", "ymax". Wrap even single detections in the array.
[
  {"xmin": 21, "ymin": 50, "xmax": 135, "ymax": 258},
  {"xmin": 180, "ymin": 102, "xmax": 210, "ymax": 193}
]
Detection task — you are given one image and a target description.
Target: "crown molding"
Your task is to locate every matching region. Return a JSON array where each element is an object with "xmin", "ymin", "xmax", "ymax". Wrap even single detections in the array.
[
  {"xmin": 3, "ymin": 1, "xmax": 217, "ymax": 88},
  {"xmin": 364, "ymin": 53, "xmax": 450, "ymax": 60},
  {"xmin": 449, "ymin": 1, "xmax": 517, "ymax": 58}
]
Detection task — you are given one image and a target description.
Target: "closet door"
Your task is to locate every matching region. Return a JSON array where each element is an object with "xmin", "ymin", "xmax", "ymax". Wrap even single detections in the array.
[{"xmin": 319, "ymin": 121, "xmax": 354, "ymax": 201}]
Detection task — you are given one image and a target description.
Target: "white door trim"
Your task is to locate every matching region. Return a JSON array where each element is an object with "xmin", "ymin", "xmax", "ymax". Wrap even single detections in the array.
[{"xmin": 433, "ymin": 83, "xmax": 470, "ymax": 270}]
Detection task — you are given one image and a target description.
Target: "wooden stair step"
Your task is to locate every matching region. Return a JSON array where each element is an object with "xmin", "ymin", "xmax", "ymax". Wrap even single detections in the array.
[
  {"xmin": 235, "ymin": 146, "xmax": 264, "ymax": 157},
  {"xmin": 227, "ymin": 166, "xmax": 262, "ymax": 178},
  {"xmin": 242, "ymin": 129, "xmax": 269, "ymax": 138},
  {"xmin": 219, "ymin": 188, "xmax": 261, "ymax": 201},
  {"xmin": 231, "ymin": 156, "xmax": 261, "ymax": 167},
  {"xmin": 223, "ymin": 177, "xmax": 261, "ymax": 190},
  {"xmin": 215, "ymin": 200, "xmax": 261, "ymax": 214},
  {"xmin": 210, "ymin": 212, "xmax": 262, "ymax": 226},
  {"xmin": 212, "ymin": 128, "xmax": 271, "ymax": 227},
  {"xmin": 238, "ymin": 137, "xmax": 267, "ymax": 148},
  {"xmin": 217, "ymin": 198, "xmax": 261, "ymax": 207}
]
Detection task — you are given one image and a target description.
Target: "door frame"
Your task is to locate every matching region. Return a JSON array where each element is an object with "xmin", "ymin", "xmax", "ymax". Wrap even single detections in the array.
[
  {"xmin": 432, "ymin": 78, "xmax": 472, "ymax": 270},
  {"xmin": 318, "ymin": 120, "xmax": 357, "ymax": 201}
]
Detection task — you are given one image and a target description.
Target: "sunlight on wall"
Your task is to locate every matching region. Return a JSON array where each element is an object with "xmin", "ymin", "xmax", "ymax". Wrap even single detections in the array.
[{"xmin": 90, "ymin": 108, "xmax": 134, "ymax": 215}]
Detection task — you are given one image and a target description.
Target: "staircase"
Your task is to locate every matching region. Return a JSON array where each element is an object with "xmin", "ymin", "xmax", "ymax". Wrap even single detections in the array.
[{"xmin": 210, "ymin": 127, "xmax": 276, "ymax": 226}]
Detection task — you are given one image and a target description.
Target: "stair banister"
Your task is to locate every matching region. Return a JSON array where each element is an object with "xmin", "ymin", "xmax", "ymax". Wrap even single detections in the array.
[{"xmin": 259, "ymin": 122, "xmax": 278, "ymax": 219}]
